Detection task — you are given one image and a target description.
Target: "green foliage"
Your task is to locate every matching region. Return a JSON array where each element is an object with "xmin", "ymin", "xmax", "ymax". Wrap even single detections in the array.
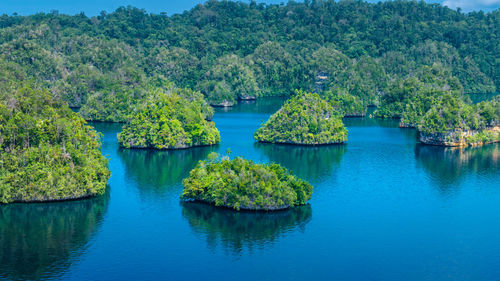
[
  {"xmin": 0, "ymin": 1, "xmax": 499, "ymax": 119},
  {"xmin": 323, "ymin": 89, "xmax": 366, "ymax": 117},
  {"xmin": 118, "ymin": 88, "xmax": 220, "ymax": 149},
  {"xmin": 0, "ymin": 83, "xmax": 110, "ymax": 203},
  {"xmin": 198, "ymin": 54, "xmax": 260, "ymax": 106},
  {"xmin": 0, "ymin": 57, "xmax": 26, "ymax": 90},
  {"xmin": 255, "ymin": 91, "xmax": 347, "ymax": 145},
  {"xmin": 0, "ymin": 38, "xmax": 63, "ymax": 82},
  {"xmin": 79, "ymin": 87, "xmax": 143, "ymax": 122},
  {"xmin": 376, "ymin": 64, "xmax": 464, "ymax": 121},
  {"xmin": 341, "ymin": 56, "xmax": 388, "ymax": 105},
  {"xmin": 146, "ymin": 46, "xmax": 200, "ymax": 89},
  {"xmin": 78, "ymin": 75, "xmax": 214, "ymax": 123},
  {"xmin": 407, "ymin": 40, "xmax": 496, "ymax": 94},
  {"xmin": 311, "ymin": 45, "xmax": 352, "ymax": 86},
  {"xmin": 418, "ymin": 94, "xmax": 493, "ymax": 135},
  {"xmin": 249, "ymin": 41, "xmax": 303, "ymax": 96},
  {"xmin": 181, "ymin": 153, "xmax": 313, "ymax": 211},
  {"xmin": 466, "ymin": 130, "xmax": 500, "ymax": 145},
  {"xmin": 418, "ymin": 94, "xmax": 500, "ymax": 145}
]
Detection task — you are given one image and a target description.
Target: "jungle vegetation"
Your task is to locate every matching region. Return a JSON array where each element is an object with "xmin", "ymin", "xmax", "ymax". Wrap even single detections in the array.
[
  {"xmin": 118, "ymin": 88, "xmax": 220, "ymax": 149},
  {"xmin": 0, "ymin": 81, "xmax": 110, "ymax": 203},
  {"xmin": 323, "ymin": 89, "xmax": 367, "ymax": 117},
  {"xmin": 181, "ymin": 153, "xmax": 313, "ymax": 211},
  {"xmin": 0, "ymin": 0, "xmax": 498, "ymax": 122},
  {"xmin": 417, "ymin": 94, "xmax": 500, "ymax": 145},
  {"xmin": 254, "ymin": 91, "xmax": 347, "ymax": 145}
]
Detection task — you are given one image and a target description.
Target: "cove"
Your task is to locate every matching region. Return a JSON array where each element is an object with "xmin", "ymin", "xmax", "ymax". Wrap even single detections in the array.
[{"xmin": 1, "ymin": 98, "xmax": 499, "ymax": 281}]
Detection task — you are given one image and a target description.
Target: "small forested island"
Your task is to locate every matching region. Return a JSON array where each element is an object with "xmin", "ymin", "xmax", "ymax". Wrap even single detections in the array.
[
  {"xmin": 418, "ymin": 95, "xmax": 500, "ymax": 147},
  {"xmin": 375, "ymin": 64, "xmax": 464, "ymax": 123},
  {"xmin": 0, "ymin": 83, "xmax": 110, "ymax": 203},
  {"xmin": 254, "ymin": 92, "xmax": 347, "ymax": 145},
  {"xmin": 118, "ymin": 89, "xmax": 220, "ymax": 149},
  {"xmin": 181, "ymin": 153, "xmax": 313, "ymax": 211}
]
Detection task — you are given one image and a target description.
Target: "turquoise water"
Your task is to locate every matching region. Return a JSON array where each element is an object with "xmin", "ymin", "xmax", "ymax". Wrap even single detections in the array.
[{"xmin": 1, "ymin": 98, "xmax": 500, "ymax": 281}]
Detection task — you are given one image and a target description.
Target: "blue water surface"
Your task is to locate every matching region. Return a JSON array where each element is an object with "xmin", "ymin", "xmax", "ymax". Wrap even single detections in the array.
[{"xmin": 1, "ymin": 98, "xmax": 499, "ymax": 281}]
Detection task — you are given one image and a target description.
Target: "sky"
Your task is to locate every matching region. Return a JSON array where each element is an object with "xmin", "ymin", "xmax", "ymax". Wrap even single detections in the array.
[{"xmin": 0, "ymin": 0, "xmax": 498, "ymax": 16}]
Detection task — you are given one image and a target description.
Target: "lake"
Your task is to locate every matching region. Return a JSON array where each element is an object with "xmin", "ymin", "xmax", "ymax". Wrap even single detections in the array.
[{"xmin": 1, "ymin": 98, "xmax": 500, "ymax": 281}]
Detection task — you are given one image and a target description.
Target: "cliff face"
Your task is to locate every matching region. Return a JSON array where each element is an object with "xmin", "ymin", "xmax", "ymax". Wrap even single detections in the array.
[
  {"xmin": 399, "ymin": 121, "xmax": 416, "ymax": 128},
  {"xmin": 419, "ymin": 126, "xmax": 500, "ymax": 147},
  {"xmin": 239, "ymin": 95, "xmax": 257, "ymax": 101}
]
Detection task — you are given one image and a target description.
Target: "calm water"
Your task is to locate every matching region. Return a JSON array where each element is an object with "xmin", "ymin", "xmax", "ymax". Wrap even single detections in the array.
[{"xmin": 1, "ymin": 98, "xmax": 500, "ymax": 281}]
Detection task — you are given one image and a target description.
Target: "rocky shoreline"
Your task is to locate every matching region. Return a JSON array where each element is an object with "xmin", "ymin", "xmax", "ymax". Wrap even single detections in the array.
[
  {"xmin": 418, "ymin": 126, "xmax": 500, "ymax": 147},
  {"xmin": 257, "ymin": 140, "xmax": 345, "ymax": 146}
]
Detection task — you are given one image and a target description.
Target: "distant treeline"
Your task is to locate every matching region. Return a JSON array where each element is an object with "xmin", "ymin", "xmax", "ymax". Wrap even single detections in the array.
[{"xmin": 0, "ymin": 0, "xmax": 499, "ymax": 121}]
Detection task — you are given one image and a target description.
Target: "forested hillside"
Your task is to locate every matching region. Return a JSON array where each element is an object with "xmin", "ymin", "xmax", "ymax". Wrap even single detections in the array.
[{"xmin": 0, "ymin": 0, "xmax": 498, "ymax": 121}]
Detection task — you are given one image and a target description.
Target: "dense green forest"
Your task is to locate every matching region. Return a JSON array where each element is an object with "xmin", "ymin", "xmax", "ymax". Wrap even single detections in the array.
[
  {"xmin": 181, "ymin": 152, "xmax": 313, "ymax": 211},
  {"xmin": 118, "ymin": 88, "xmax": 220, "ymax": 149},
  {"xmin": 255, "ymin": 91, "xmax": 347, "ymax": 145},
  {"xmin": 0, "ymin": 0, "xmax": 499, "ymax": 121},
  {"xmin": 418, "ymin": 95, "xmax": 500, "ymax": 146},
  {"xmin": 0, "ymin": 81, "xmax": 110, "ymax": 203},
  {"xmin": 323, "ymin": 90, "xmax": 366, "ymax": 117}
]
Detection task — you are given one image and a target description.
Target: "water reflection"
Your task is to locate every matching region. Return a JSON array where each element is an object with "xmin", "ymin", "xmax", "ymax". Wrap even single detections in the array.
[
  {"xmin": 466, "ymin": 93, "xmax": 499, "ymax": 103},
  {"xmin": 182, "ymin": 202, "xmax": 312, "ymax": 254},
  {"xmin": 0, "ymin": 193, "xmax": 109, "ymax": 280},
  {"xmin": 255, "ymin": 143, "xmax": 346, "ymax": 181},
  {"xmin": 117, "ymin": 146, "xmax": 216, "ymax": 194},
  {"xmin": 415, "ymin": 144, "xmax": 500, "ymax": 191},
  {"xmin": 342, "ymin": 116, "xmax": 400, "ymax": 128},
  {"xmin": 214, "ymin": 97, "xmax": 285, "ymax": 114}
]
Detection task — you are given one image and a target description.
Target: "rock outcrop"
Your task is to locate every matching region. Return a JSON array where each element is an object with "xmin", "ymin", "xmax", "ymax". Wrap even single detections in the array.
[{"xmin": 419, "ymin": 126, "xmax": 500, "ymax": 147}]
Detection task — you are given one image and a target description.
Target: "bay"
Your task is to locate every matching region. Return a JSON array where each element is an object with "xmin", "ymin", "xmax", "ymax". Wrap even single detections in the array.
[{"xmin": 1, "ymin": 98, "xmax": 499, "ymax": 281}]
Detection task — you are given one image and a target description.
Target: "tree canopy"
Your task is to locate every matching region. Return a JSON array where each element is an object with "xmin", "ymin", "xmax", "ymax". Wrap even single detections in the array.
[
  {"xmin": 0, "ymin": 82, "xmax": 110, "ymax": 203},
  {"xmin": 181, "ymin": 153, "xmax": 313, "ymax": 211},
  {"xmin": 255, "ymin": 91, "xmax": 347, "ymax": 145},
  {"xmin": 418, "ymin": 94, "xmax": 500, "ymax": 146},
  {"xmin": 0, "ymin": 1, "xmax": 498, "ymax": 121},
  {"xmin": 118, "ymin": 88, "xmax": 220, "ymax": 149}
]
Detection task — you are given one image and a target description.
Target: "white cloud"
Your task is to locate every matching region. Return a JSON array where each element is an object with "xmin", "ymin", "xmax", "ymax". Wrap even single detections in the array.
[{"xmin": 442, "ymin": 0, "xmax": 500, "ymax": 11}]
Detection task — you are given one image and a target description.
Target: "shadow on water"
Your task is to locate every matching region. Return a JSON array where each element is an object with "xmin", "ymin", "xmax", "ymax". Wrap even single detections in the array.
[
  {"xmin": 254, "ymin": 142, "xmax": 346, "ymax": 181},
  {"xmin": 182, "ymin": 202, "xmax": 312, "ymax": 255},
  {"xmin": 466, "ymin": 93, "xmax": 499, "ymax": 103},
  {"xmin": 342, "ymin": 116, "xmax": 401, "ymax": 128},
  {"xmin": 415, "ymin": 144, "xmax": 500, "ymax": 193},
  {"xmin": 117, "ymin": 146, "xmax": 217, "ymax": 194},
  {"xmin": 0, "ymin": 191, "xmax": 110, "ymax": 281},
  {"xmin": 214, "ymin": 97, "xmax": 286, "ymax": 114}
]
